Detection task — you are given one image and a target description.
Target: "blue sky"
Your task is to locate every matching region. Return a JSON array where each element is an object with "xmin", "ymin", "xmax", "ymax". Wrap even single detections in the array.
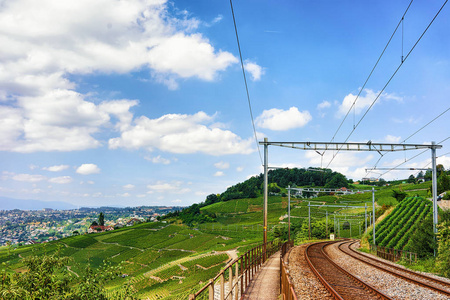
[{"xmin": 1, "ymin": 0, "xmax": 449, "ymax": 208}]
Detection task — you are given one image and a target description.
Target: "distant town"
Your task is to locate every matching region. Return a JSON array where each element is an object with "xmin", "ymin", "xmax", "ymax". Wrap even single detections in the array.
[{"xmin": 0, "ymin": 206, "xmax": 182, "ymax": 247}]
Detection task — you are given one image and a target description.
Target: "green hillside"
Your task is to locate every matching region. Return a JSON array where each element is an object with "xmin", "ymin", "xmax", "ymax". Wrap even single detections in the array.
[
  {"xmin": 1, "ymin": 175, "xmax": 437, "ymax": 298},
  {"xmin": 0, "ymin": 221, "xmax": 262, "ymax": 299},
  {"xmin": 368, "ymin": 197, "xmax": 432, "ymax": 250}
]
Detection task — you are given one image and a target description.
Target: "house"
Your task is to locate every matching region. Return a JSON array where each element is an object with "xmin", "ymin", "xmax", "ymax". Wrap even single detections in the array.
[
  {"xmin": 127, "ymin": 218, "xmax": 142, "ymax": 227},
  {"xmin": 88, "ymin": 225, "xmax": 114, "ymax": 233}
]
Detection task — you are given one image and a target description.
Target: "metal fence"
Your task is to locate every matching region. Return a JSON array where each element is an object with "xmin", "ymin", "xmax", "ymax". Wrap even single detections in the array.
[
  {"xmin": 370, "ymin": 244, "xmax": 417, "ymax": 263},
  {"xmin": 189, "ymin": 240, "xmax": 281, "ymax": 300},
  {"xmin": 280, "ymin": 240, "xmax": 297, "ymax": 300}
]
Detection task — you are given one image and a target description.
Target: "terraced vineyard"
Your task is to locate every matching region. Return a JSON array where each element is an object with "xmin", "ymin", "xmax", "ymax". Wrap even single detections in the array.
[
  {"xmin": 368, "ymin": 196, "xmax": 432, "ymax": 250},
  {"xmin": 1, "ymin": 181, "xmax": 432, "ymax": 299}
]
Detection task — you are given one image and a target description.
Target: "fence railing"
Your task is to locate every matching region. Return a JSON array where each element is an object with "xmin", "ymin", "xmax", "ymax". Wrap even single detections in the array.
[
  {"xmin": 280, "ymin": 240, "xmax": 297, "ymax": 300},
  {"xmin": 370, "ymin": 244, "xmax": 417, "ymax": 263},
  {"xmin": 189, "ymin": 240, "xmax": 281, "ymax": 300}
]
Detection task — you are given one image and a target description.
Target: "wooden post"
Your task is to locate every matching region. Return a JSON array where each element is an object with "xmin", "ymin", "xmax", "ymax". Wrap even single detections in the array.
[
  {"xmin": 240, "ymin": 258, "xmax": 244, "ymax": 296},
  {"xmin": 209, "ymin": 279, "xmax": 214, "ymax": 300},
  {"xmin": 220, "ymin": 272, "xmax": 225, "ymax": 300},
  {"xmin": 229, "ymin": 267, "xmax": 233, "ymax": 299},
  {"xmin": 235, "ymin": 262, "xmax": 239, "ymax": 300}
]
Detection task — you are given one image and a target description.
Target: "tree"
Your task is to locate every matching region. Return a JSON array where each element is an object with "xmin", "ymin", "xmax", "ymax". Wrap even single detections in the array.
[
  {"xmin": 437, "ymin": 173, "xmax": 450, "ymax": 195},
  {"xmin": 437, "ymin": 221, "xmax": 450, "ymax": 277},
  {"xmin": 98, "ymin": 212, "xmax": 105, "ymax": 226},
  {"xmin": 404, "ymin": 215, "xmax": 436, "ymax": 258},
  {"xmin": 407, "ymin": 174, "xmax": 416, "ymax": 183},
  {"xmin": 205, "ymin": 194, "xmax": 219, "ymax": 206},
  {"xmin": 391, "ymin": 190, "xmax": 407, "ymax": 202}
]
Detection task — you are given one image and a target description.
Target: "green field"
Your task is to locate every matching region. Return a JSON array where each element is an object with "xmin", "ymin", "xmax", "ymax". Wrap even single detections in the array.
[{"xmin": 1, "ymin": 180, "xmax": 434, "ymax": 299}]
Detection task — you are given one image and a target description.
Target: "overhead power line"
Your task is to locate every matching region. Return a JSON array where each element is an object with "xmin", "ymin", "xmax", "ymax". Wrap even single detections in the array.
[
  {"xmin": 328, "ymin": 0, "xmax": 414, "ymax": 145},
  {"xmin": 402, "ymin": 106, "xmax": 450, "ymax": 143},
  {"xmin": 229, "ymin": 0, "xmax": 263, "ymax": 166},
  {"xmin": 326, "ymin": 0, "xmax": 448, "ymax": 169},
  {"xmin": 365, "ymin": 106, "xmax": 450, "ymax": 177},
  {"xmin": 377, "ymin": 136, "xmax": 449, "ymax": 178}
]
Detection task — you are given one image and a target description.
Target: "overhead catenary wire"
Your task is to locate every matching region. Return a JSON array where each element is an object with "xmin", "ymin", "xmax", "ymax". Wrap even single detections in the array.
[
  {"xmin": 377, "ymin": 136, "xmax": 450, "ymax": 178},
  {"xmin": 328, "ymin": 0, "xmax": 414, "ymax": 145},
  {"xmin": 365, "ymin": 107, "xmax": 450, "ymax": 178},
  {"xmin": 401, "ymin": 106, "xmax": 450, "ymax": 143},
  {"xmin": 326, "ymin": 0, "xmax": 448, "ymax": 169},
  {"xmin": 229, "ymin": 0, "xmax": 263, "ymax": 166}
]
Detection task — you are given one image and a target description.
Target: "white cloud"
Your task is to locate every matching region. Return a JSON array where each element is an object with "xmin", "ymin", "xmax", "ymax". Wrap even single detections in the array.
[
  {"xmin": 76, "ymin": 164, "xmax": 100, "ymax": 175},
  {"xmin": 109, "ymin": 111, "xmax": 254, "ymax": 155},
  {"xmin": 256, "ymin": 107, "xmax": 312, "ymax": 131},
  {"xmin": 172, "ymin": 199, "xmax": 182, "ymax": 203},
  {"xmin": 43, "ymin": 165, "xmax": 70, "ymax": 172},
  {"xmin": 214, "ymin": 171, "xmax": 225, "ymax": 177},
  {"xmin": 237, "ymin": 166, "xmax": 244, "ymax": 172},
  {"xmin": 123, "ymin": 184, "xmax": 135, "ymax": 190},
  {"xmin": 147, "ymin": 181, "xmax": 191, "ymax": 194},
  {"xmin": 317, "ymin": 101, "xmax": 331, "ymax": 110},
  {"xmin": 48, "ymin": 176, "xmax": 72, "ymax": 184},
  {"xmin": 119, "ymin": 193, "xmax": 131, "ymax": 197},
  {"xmin": 244, "ymin": 61, "xmax": 264, "ymax": 81},
  {"xmin": 214, "ymin": 161, "xmax": 230, "ymax": 169},
  {"xmin": 145, "ymin": 155, "xmax": 171, "ymax": 164},
  {"xmin": 0, "ymin": 0, "xmax": 239, "ymax": 153},
  {"xmin": 384, "ymin": 135, "xmax": 401, "ymax": 143},
  {"xmin": 336, "ymin": 89, "xmax": 403, "ymax": 117},
  {"xmin": 11, "ymin": 173, "xmax": 47, "ymax": 182}
]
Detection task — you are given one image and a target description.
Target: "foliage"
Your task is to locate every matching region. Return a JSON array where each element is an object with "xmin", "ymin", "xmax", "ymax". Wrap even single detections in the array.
[
  {"xmin": 99, "ymin": 212, "xmax": 105, "ymax": 227},
  {"xmin": 391, "ymin": 190, "xmax": 407, "ymax": 202},
  {"xmin": 404, "ymin": 215, "xmax": 436, "ymax": 258},
  {"xmin": 0, "ymin": 252, "xmax": 137, "ymax": 300},
  {"xmin": 437, "ymin": 220, "xmax": 450, "ymax": 277},
  {"xmin": 295, "ymin": 219, "xmax": 332, "ymax": 243},
  {"xmin": 438, "ymin": 173, "xmax": 450, "ymax": 195}
]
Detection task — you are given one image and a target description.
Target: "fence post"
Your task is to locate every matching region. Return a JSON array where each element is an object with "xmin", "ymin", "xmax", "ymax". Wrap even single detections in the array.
[
  {"xmin": 220, "ymin": 272, "xmax": 225, "ymax": 300},
  {"xmin": 235, "ymin": 261, "xmax": 239, "ymax": 300},
  {"xmin": 240, "ymin": 257, "xmax": 244, "ymax": 297},
  {"xmin": 209, "ymin": 279, "xmax": 214, "ymax": 300},
  {"xmin": 229, "ymin": 266, "xmax": 233, "ymax": 300},
  {"xmin": 189, "ymin": 294, "xmax": 195, "ymax": 300}
]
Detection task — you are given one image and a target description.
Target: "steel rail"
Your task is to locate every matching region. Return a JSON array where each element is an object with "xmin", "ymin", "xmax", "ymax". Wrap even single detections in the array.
[
  {"xmin": 305, "ymin": 241, "xmax": 392, "ymax": 300},
  {"xmin": 339, "ymin": 240, "xmax": 450, "ymax": 297}
]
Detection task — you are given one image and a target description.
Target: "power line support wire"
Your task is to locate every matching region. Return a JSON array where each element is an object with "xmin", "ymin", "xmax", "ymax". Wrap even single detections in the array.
[{"xmin": 229, "ymin": 0, "xmax": 263, "ymax": 165}]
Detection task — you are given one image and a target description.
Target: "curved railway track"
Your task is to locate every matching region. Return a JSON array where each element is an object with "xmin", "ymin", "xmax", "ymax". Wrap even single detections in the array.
[
  {"xmin": 305, "ymin": 241, "xmax": 392, "ymax": 300},
  {"xmin": 338, "ymin": 240, "xmax": 450, "ymax": 297}
]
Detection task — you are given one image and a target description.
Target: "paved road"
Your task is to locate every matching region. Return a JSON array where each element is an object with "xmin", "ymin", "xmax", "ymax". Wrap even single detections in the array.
[{"xmin": 242, "ymin": 251, "xmax": 280, "ymax": 300}]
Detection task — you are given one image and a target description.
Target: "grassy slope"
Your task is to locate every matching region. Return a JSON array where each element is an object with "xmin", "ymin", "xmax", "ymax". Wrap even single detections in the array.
[{"xmin": 0, "ymin": 181, "xmax": 431, "ymax": 299}]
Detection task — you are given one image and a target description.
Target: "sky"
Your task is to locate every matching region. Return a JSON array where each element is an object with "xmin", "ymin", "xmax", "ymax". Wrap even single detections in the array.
[{"xmin": 0, "ymin": 0, "xmax": 449, "ymax": 208}]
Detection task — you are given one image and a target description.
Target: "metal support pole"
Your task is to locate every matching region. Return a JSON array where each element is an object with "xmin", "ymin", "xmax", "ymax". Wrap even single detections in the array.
[
  {"xmin": 350, "ymin": 221, "xmax": 352, "ymax": 238},
  {"xmin": 326, "ymin": 211, "xmax": 328, "ymax": 238},
  {"xmin": 308, "ymin": 202, "xmax": 311, "ymax": 240},
  {"xmin": 432, "ymin": 141, "xmax": 438, "ymax": 256},
  {"xmin": 365, "ymin": 203, "xmax": 367, "ymax": 232},
  {"xmin": 334, "ymin": 214, "xmax": 336, "ymax": 234},
  {"xmin": 263, "ymin": 138, "xmax": 268, "ymax": 260},
  {"xmin": 338, "ymin": 219, "xmax": 340, "ymax": 238},
  {"xmin": 372, "ymin": 187, "xmax": 376, "ymax": 246},
  {"xmin": 288, "ymin": 185, "xmax": 291, "ymax": 241}
]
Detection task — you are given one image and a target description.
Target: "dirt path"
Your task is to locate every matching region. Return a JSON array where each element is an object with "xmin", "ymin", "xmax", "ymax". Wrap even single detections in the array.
[{"xmin": 66, "ymin": 266, "xmax": 79, "ymax": 277}]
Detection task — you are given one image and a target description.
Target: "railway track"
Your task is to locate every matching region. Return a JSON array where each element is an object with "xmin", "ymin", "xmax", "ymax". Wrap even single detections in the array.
[
  {"xmin": 338, "ymin": 240, "xmax": 450, "ymax": 297},
  {"xmin": 305, "ymin": 241, "xmax": 392, "ymax": 300}
]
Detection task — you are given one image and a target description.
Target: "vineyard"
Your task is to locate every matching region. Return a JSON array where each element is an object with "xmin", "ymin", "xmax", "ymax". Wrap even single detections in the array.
[{"xmin": 368, "ymin": 197, "xmax": 432, "ymax": 250}]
